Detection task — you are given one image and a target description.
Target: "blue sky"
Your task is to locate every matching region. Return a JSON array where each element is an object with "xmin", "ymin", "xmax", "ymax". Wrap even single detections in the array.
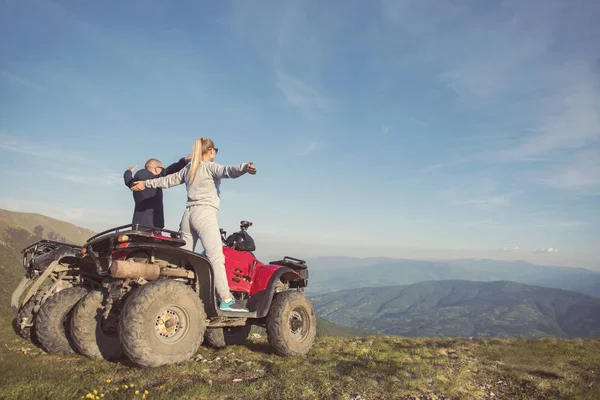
[{"xmin": 1, "ymin": 0, "xmax": 598, "ymax": 268}]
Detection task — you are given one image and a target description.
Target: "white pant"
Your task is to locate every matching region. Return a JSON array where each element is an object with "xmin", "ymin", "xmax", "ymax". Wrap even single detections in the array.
[{"xmin": 179, "ymin": 205, "xmax": 230, "ymax": 299}]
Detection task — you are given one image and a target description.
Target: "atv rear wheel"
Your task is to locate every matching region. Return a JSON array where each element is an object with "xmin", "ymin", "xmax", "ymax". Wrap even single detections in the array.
[
  {"xmin": 71, "ymin": 289, "xmax": 122, "ymax": 361},
  {"xmin": 204, "ymin": 325, "xmax": 252, "ymax": 348},
  {"xmin": 119, "ymin": 279, "xmax": 207, "ymax": 367},
  {"xmin": 35, "ymin": 287, "xmax": 89, "ymax": 354},
  {"xmin": 267, "ymin": 290, "xmax": 316, "ymax": 357}
]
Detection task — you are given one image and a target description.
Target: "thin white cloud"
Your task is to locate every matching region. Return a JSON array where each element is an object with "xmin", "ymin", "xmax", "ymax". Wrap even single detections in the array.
[
  {"xmin": 488, "ymin": 77, "xmax": 600, "ymax": 162},
  {"xmin": 458, "ymin": 195, "xmax": 510, "ymax": 207},
  {"xmin": 498, "ymin": 246, "xmax": 521, "ymax": 253},
  {"xmin": 276, "ymin": 70, "xmax": 332, "ymax": 113},
  {"xmin": 383, "ymin": 0, "xmax": 600, "ymax": 197},
  {"xmin": 47, "ymin": 171, "xmax": 122, "ymax": 186},
  {"xmin": 419, "ymin": 163, "xmax": 449, "ymax": 172},
  {"xmin": 455, "ymin": 191, "xmax": 522, "ymax": 210},
  {"xmin": 24, "ymin": 0, "xmax": 209, "ymax": 119},
  {"xmin": 533, "ymin": 221, "xmax": 591, "ymax": 229},
  {"xmin": 535, "ymin": 247, "xmax": 559, "ymax": 254},
  {"xmin": 0, "ymin": 69, "xmax": 45, "ymax": 91},
  {"xmin": 0, "ymin": 134, "xmax": 123, "ymax": 187},
  {"xmin": 296, "ymin": 142, "xmax": 318, "ymax": 156},
  {"xmin": 530, "ymin": 148, "xmax": 600, "ymax": 191},
  {"xmin": 456, "ymin": 219, "xmax": 496, "ymax": 227},
  {"xmin": 0, "ymin": 133, "xmax": 88, "ymax": 163}
]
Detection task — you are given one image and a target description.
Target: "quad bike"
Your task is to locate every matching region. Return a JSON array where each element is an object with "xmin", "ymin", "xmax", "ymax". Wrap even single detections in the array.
[
  {"xmin": 11, "ymin": 240, "xmax": 100, "ymax": 352},
  {"xmin": 68, "ymin": 220, "xmax": 316, "ymax": 367}
]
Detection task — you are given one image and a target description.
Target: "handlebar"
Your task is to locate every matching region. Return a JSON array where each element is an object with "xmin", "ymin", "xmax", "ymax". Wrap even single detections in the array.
[{"xmin": 220, "ymin": 220, "xmax": 253, "ymax": 246}]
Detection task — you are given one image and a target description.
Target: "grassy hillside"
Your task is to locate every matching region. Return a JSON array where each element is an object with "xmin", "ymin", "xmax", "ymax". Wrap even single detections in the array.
[
  {"xmin": 315, "ymin": 317, "xmax": 375, "ymax": 337},
  {"xmin": 0, "ymin": 209, "xmax": 95, "ymax": 316},
  {"xmin": 306, "ymin": 257, "xmax": 600, "ymax": 297},
  {"xmin": 1, "ymin": 322, "xmax": 598, "ymax": 399},
  {"xmin": 311, "ymin": 280, "xmax": 600, "ymax": 339},
  {"xmin": 0, "ymin": 209, "xmax": 94, "ymax": 245}
]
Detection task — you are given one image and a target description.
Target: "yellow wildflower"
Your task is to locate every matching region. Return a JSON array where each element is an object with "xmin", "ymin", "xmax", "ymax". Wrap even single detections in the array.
[
  {"xmin": 144, "ymin": 390, "xmax": 149, "ymax": 395},
  {"xmin": 93, "ymin": 390, "xmax": 98, "ymax": 395},
  {"xmin": 105, "ymin": 379, "xmax": 111, "ymax": 383},
  {"xmin": 135, "ymin": 389, "xmax": 140, "ymax": 394}
]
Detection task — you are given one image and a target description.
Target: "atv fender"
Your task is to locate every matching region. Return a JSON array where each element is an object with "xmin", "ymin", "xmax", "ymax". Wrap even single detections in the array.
[
  {"xmin": 20, "ymin": 260, "xmax": 64, "ymax": 308},
  {"xmin": 248, "ymin": 267, "xmax": 301, "ymax": 318},
  {"xmin": 126, "ymin": 244, "xmax": 218, "ymax": 316},
  {"xmin": 11, "ymin": 276, "xmax": 31, "ymax": 313}
]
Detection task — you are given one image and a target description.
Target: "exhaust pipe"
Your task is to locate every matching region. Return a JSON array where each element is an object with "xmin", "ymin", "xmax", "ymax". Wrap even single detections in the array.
[{"xmin": 110, "ymin": 260, "xmax": 194, "ymax": 280}]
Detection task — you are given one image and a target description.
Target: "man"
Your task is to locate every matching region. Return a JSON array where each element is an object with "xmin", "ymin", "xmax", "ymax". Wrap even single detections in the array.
[{"xmin": 123, "ymin": 155, "xmax": 191, "ymax": 229}]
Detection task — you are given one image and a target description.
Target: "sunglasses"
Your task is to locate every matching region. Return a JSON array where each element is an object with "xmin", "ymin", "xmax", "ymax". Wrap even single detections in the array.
[{"xmin": 212, "ymin": 147, "xmax": 219, "ymax": 154}]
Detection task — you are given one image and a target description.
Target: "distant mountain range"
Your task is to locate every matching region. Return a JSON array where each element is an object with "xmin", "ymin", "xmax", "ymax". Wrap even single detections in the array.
[
  {"xmin": 310, "ymin": 280, "xmax": 600, "ymax": 339},
  {"xmin": 304, "ymin": 256, "xmax": 600, "ymax": 298}
]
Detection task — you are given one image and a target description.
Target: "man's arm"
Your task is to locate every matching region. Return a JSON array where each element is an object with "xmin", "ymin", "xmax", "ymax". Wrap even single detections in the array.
[
  {"xmin": 207, "ymin": 162, "xmax": 252, "ymax": 179},
  {"xmin": 162, "ymin": 155, "xmax": 191, "ymax": 176},
  {"xmin": 141, "ymin": 165, "xmax": 188, "ymax": 189},
  {"xmin": 123, "ymin": 166, "xmax": 136, "ymax": 188}
]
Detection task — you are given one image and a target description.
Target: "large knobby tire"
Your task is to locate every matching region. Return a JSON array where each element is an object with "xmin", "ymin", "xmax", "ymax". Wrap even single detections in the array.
[
  {"xmin": 119, "ymin": 279, "xmax": 207, "ymax": 368},
  {"xmin": 204, "ymin": 325, "xmax": 252, "ymax": 348},
  {"xmin": 71, "ymin": 289, "xmax": 122, "ymax": 361},
  {"xmin": 267, "ymin": 290, "xmax": 317, "ymax": 357},
  {"xmin": 35, "ymin": 287, "xmax": 89, "ymax": 354}
]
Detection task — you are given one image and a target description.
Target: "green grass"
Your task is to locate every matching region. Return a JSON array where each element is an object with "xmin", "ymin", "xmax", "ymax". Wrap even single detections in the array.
[{"xmin": 1, "ymin": 319, "xmax": 599, "ymax": 400}]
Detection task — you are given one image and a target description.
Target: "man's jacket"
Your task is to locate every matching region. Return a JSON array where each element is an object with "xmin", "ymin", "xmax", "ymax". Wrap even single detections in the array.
[{"xmin": 123, "ymin": 157, "xmax": 188, "ymax": 229}]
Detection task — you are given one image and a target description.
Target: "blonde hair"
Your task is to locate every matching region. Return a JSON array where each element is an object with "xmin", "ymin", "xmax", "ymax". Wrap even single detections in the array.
[{"xmin": 187, "ymin": 137, "xmax": 215, "ymax": 184}]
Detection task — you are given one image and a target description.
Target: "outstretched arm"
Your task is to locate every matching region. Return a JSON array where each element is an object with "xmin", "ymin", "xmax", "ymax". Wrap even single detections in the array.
[
  {"xmin": 131, "ymin": 165, "xmax": 188, "ymax": 191},
  {"xmin": 162, "ymin": 155, "xmax": 190, "ymax": 176},
  {"xmin": 123, "ymin": 166, "xmax": 136, "ymax": 188},
  {"xmin": 208, "ymin": 162, "xmax": 256, "ymax": 179}
]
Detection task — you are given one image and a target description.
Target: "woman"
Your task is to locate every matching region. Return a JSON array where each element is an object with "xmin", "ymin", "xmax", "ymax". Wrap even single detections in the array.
[{"xmin": 130, "ymin": 138, "xmax": 256, "ymax": 312}]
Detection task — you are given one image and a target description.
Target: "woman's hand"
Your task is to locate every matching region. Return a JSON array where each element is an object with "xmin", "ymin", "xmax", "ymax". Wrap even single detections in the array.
[
  {"xmin": 246, "ymin": 162, "xmax": 256, "ymax": 175},
  {"xmin": 131, "ymin": 181, "xmax": 146, "ymax": 191}
]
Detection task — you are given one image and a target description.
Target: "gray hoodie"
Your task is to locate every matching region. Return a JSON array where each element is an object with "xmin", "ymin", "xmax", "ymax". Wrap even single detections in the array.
[{"xmin": 143, "ymin": 161, "xmax": 249, "ymax": 210}]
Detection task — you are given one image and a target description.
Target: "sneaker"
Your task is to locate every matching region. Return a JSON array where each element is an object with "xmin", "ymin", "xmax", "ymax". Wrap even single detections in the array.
[{"xmin": 219, "ymin": 298, "xmax": 248, "ymax": 312}]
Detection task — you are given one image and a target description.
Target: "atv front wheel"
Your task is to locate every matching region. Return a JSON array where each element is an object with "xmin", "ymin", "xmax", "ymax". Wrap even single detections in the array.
[
  {"xmin": 267, "ymin": 290, "xmax": 317, "ymax": 357},
  {"xmin": 204, "ymin": 325, "xmax": 252, "ymax": 348},
  {"xmin": 35, "ymin": 287, "xmax": 89, "ymax": 354},
  {"xmin": 119, "ymin": 279, "xmax": 207, "ymax": 367},
  {"xmin": 71, "ymin": 289, "xmax": 122, "ymax": 361}
]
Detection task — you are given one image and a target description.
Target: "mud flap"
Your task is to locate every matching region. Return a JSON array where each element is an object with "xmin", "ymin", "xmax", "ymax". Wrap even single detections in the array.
[{"xmin": 11, "ymin": 276, "xmax": 31, "ymax": 313}]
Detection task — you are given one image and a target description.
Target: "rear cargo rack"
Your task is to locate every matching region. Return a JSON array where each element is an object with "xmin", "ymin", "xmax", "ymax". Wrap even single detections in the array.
[
  {"xmin": 86, "ymin": 224, "xmax": 183, "ymax": 242},
  {"xmin": 21, "ymin": 239, "xmax": 82, "ymax": 254},
  {"xmin": 269, "ymin": 256, "xmax": 307, "ymax": 270}
]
